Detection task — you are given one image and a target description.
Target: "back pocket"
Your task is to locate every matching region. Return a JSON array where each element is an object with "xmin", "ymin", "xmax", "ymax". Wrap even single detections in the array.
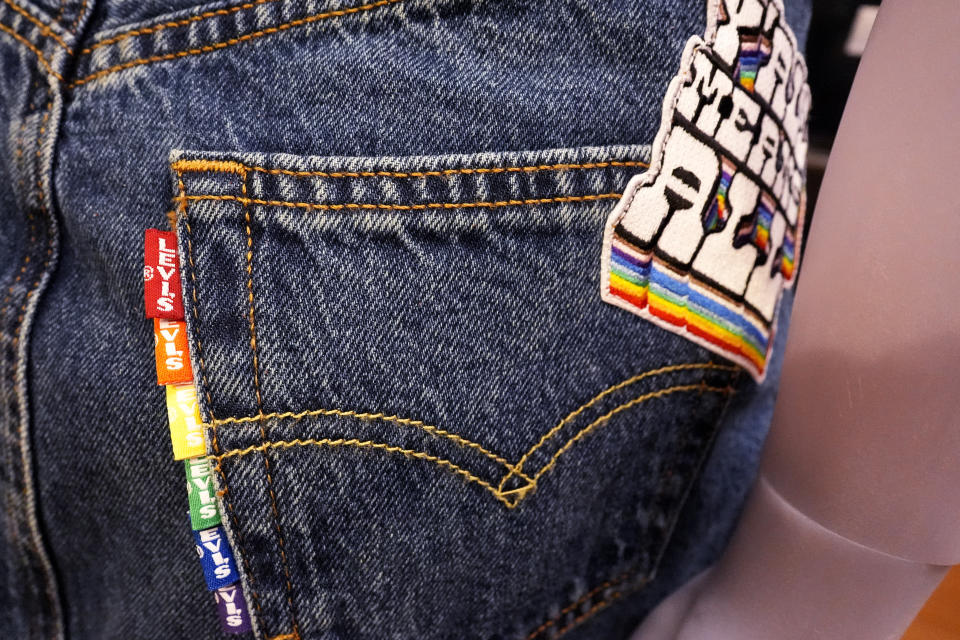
[{"xmin": 171, "ymin": 144, "xmax": 740, "ymax": 640}]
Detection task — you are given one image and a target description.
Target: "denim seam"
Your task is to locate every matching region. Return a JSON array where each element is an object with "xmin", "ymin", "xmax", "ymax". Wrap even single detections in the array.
[
  {"xmin": 244, "ymin": 169, "xmax": 303, "ymax": 640},
  {"xmin": 497, "ymin": 362, "xmax": 736, "ymax": 493},
  {"xmin": 521, "ymin": 368, "xmax": 735, "ymax": 640},
  {"xmin": 216, "ymin": 406, "xmax": 531, "ymax": 480},
  {"xmin": 524, "ymin": 570, "xmax": 637, "ymax": 640},
  {"xmin": 179, "ymin": 172, "xmax": 268, "ymax": 628},
  {"xmin": 0, "ymin": 21, "xmax": 64, "ymax": 82},
  {"xmin": 80, "ymin": 0, "xmax": 281, "ymax": 54},
  {"xmin": 547, "ymin": 580, "xmax": 636, "ymax": 640},
  {"xmin": 66, "ymin": 0, "xmax": 86, "ymax": 33},
  {"xmin": 182, "ymin": 193, "xmax": 624, "ymax": 211},
  {"xmin": 526, "ymin": 572, "xmax": 654, "ymax": 640},
  {"xmin": 534, "ymin": 371, "xmax": 747, "ymax": 640},
  {"xmin": 2, "ymin": 73, "xmax": 63, "ymax": 640},
  {"xmin": 26, "ymin": 85, "xmax": 59, "ymax": 640},
  {"xmin": 216, "ymin": 437, "xmax": 515, "ymax": 506},
  {"xmin": 1, "ymin": 0, "xmax": 71, "ymax": 51},
  {"xmin": 69, "ymin": 0, "xmax": 405, "ymax": 89},
  {"xmin": 208, "ymin": 380, "xmax": 735, "ymax": 508},
  {"xmin": 171, "ymin": 158, "xmax": 650, "ymax": 180}
]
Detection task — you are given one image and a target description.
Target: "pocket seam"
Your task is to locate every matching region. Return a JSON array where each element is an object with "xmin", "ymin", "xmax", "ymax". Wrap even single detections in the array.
[
  {"xmin": 184, "ymin": 192, "xmax": 623, "ymax": 212},
  {"xmin": 208, "ymin": 368, "xmax": 737, "ymax": 509},
  {"xmin": 179, "ymin": 173, "xmax": 271, "ymax": 630},
  {"xmin": 242, "ymin": 171, "xmax": 303, "ymax": 640},
  {"xmin": 171, "ymin": 157, "xmax": 649, "ymax": 179}
]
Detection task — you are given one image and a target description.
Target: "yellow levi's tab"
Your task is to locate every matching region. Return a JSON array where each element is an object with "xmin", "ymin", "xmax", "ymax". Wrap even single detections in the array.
[{"xmin": 166, "ymin": 383, "xmax": 206, "ymax": 460}]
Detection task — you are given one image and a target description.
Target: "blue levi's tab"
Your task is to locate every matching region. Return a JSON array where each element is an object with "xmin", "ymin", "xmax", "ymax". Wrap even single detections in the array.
[{"xmin": 192, "ymin": 521, "xmax": 240, "ymax": 590}]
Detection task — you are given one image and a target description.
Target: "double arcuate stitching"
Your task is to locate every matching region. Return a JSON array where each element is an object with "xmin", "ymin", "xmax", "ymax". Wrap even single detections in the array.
[
  {"xmin": 208, "ymin": 367, "xmax": 736, "ymax": 508},
  {"xmin": 180, "ymin": 155, "xmax": 707, "ymax": 640}
]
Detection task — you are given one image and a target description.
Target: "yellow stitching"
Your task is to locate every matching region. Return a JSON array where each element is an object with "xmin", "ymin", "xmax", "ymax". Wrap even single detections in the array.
[
  {"xmin": 0, "ymin": 22, "xmax": 64, "ymax": 82},
  {"xmin": 531, "ymin": 383, "xmax": 733, "ymax": 484},
  {"xmin": 67, "ymin": 0, "xmax": 87, "ymax": 33},
  {"xmin": 244, "ymin": 167, "xmax": 302, "ymax": 639},
  {"xmin": 211, "ymin": 438, "xmax": 516, "ymax": 508},
  {"xmin": 269, "ymin": 634, "xmax": 299, "ymax": 640},
  {"xmin": 69, "ymin": 0, "xmax": 404, "ymax": 89},
  {"xmin": 170, "ymin": 158, "xmax": 650, "ymax": 179},
  {"xmin": 211, "ymin": 407, "xmax": 531, "ymax": 483},
  {"xmin": 242, "ymin": 174, "xmax": 263, "ymax": 411},
  {"xmin": 2, "ymin": 0, "xmax": 71, "ymax": 52},
  {"xmin": 180, "ymin": 170, "xmax": 266, "ymax": 622},
  {"xmin": 212, "ymin": 383, "xmax": 732, "ymax": 507},
  {"xmin": 179, "ymin": 172, "xmax": 217, "ymax": 417},
  {"xmin": 182, "ymin": 192, "xmax": 622, "ymax": 211},
  {"xmin": 499, "ymin": 362, "xmax": 735, "ymax": 492},
  {"xmin": 209, "ymin": 366, "xmax": 732, "ymax": 496},
  {"xmin": 172, "ymin": 158, "xmax": 248, "ymax": 175},
  {"xmin": 79, "ymin": 0, "xmax": 281, "ymax": 54}
]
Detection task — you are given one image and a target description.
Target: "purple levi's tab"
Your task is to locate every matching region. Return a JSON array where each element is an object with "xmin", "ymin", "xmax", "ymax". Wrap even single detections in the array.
[
  {"xmin": 193, "ymin": 523, "xmax": 240, "ymax": 590},
  {"xmin": 215, "ymin": 583, "xmax": 252, "ymax": 634}
]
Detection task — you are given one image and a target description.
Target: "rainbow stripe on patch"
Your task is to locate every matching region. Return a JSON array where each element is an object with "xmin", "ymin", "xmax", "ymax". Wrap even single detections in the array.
[
  {"xmin": 609, "ymin": 234, "xmax": 770, "ymax": 375},
  {"xmin": 702, "ymin": 156, "xmax": 736, "ymax": 232},
  {"xmin": 773, "ymin": 227, "xmax": 797, "ymax": 280},
  {"xmin": 735, "ymin": 192, "xmax": 775, "ymax": 256},
  {"xmin": 735, "ymin": 33, "xmax": 773, "ymax": 92}
]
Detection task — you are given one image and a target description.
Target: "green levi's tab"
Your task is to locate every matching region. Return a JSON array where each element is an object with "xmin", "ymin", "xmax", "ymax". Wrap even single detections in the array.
[{"xmin": 185, "ymin": 457, "xmax": 221, "ymax": 530}]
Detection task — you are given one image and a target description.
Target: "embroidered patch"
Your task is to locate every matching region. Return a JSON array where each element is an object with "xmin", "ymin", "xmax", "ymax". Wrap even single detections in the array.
[{"xmin": 600, "ymin": 0, "xmax": 810, "ymax": 381}]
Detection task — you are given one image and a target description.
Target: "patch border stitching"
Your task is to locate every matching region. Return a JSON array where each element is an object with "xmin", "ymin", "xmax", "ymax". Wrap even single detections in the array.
[{"xmin": 599, "ymin": 0, "xmax": 809, "ymax": 382}]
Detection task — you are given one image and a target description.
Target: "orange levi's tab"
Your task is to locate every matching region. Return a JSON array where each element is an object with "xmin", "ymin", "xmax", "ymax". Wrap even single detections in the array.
[
  {"xmin": 166, "ymin": 383, "xmax": 206, "ymax": 460},
  {"xmin": 144, "ymin": 228, "xmax": 184, "ymax": 319},
  {"xmin": 154, "ymin": 319, "xmax": 193, "ymax": 385}
]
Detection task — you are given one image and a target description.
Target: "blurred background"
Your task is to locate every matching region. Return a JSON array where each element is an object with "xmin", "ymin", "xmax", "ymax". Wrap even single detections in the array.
[{"xmin": 805, "ymin": 2, "xmax": 958, "ymax": 637}]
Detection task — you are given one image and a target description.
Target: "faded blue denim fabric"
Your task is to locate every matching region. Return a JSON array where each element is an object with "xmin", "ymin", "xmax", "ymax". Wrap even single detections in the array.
[{"xmin": 0, "ymin": 0, "xmax": 810, "ymax": 639}]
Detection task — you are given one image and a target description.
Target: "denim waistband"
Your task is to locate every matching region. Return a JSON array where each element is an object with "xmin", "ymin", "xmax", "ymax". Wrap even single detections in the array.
[{"xmin": 15, "ymin": 0, "xmax": 702, "ymax": 40}]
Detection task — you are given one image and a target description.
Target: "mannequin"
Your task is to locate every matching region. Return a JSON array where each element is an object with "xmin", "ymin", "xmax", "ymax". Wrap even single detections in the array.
[{"xmin": 635, "ymin": 0, "xmax": 960, "ymax": 637}]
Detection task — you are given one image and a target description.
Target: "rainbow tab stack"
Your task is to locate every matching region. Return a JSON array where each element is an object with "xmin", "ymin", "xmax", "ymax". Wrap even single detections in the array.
[{"xmin": 145, "ymin": 229, "xmax": 252, "ymax": 634}]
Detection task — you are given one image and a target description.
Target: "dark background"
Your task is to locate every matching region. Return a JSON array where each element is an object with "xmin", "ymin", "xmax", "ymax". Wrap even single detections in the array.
[{"xmin": 805, "ymin": 0, "xmax": 880, "ymax": 209}]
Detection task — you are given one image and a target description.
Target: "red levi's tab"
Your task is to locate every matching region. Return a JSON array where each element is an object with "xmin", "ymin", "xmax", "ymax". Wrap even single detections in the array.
[{"xmin": 144, "ymin": 229, "xmax": 184, "ymax": 319}]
